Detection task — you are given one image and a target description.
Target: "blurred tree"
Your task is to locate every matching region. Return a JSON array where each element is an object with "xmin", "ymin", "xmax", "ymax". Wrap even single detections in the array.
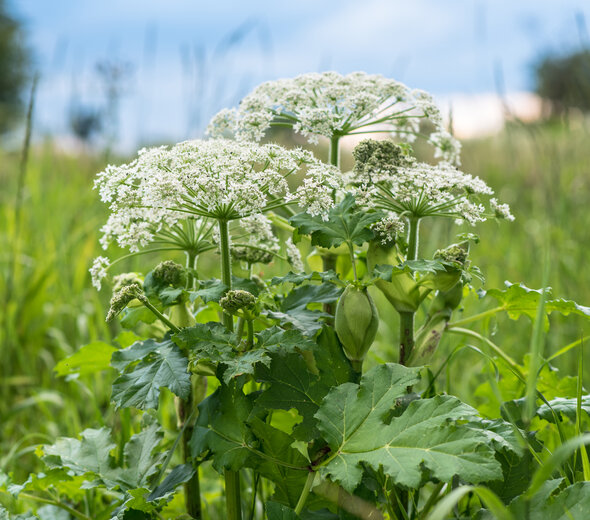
[
  {"xmin": 0, "ymin": 0, "xmax": 30, "ymax": 133},
  {"xmin": 535, "ymin": 49, "xmax": 590, "ymax": 118}
]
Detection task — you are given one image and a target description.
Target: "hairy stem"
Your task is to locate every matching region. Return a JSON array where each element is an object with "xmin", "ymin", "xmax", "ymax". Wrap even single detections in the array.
[
  {"xmin": 217, "ymin": 218, "xmax": 242, "ymax": 520},
  {"xmin": 181, "ymin": 251, "xmax": 202, "ymax": 519},
  {"xmin": 139, "ymin": 298, "xmax": 180, "ymax": 333},
  {"xmin": 218, "ymin": 219, "xmax": 234, "ymax": 332},
  {"xmin": 399, "ymin": 217, "xmax": 420, "ymax": 364}
]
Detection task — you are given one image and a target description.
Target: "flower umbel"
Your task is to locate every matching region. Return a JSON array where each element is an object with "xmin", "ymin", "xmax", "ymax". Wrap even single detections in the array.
[
  {"xmin": 208, "ymin": 71, "xmax": 459, "ymax": 163},
  {"xmin": 94, "ymin": 139, "xmax": 340, "ymax": 253}
]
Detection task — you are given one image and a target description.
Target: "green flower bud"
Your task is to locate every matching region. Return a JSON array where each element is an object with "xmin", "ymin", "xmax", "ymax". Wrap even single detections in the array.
[
  {"xmin": 106, "ymin": 283, "xmax": 144, "ymax": 322},
  {"xmin": 335, "ymin": 285, "xmax": 379, "ymax": 363},
  {"xmin": 219, "ymin": 290, "xmax": 256, "ymax": 315},
  {"xmin": 152, "ymin": 260, "xmax": 187, "ymax": 287}
]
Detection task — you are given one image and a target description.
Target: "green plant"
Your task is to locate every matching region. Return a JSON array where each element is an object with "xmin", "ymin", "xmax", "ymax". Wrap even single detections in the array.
[{"xmin": 3, "ymin": 71, "xmax": 590, "ymax": 520}]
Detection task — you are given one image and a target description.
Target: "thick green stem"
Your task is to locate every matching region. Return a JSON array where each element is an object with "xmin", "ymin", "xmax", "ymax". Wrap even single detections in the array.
[
  {"xmin": 320, "ymin": 136, "xmax": 341, "ymax": 312},
  {"xmin": 347, "ymin": 242, "xmax": 358, "ymax": 281},
  {"xmin": 246, "ymin": 319, "xmax": 254, "ymax": 349},
  {"xmin": 218, "ymin": 219, "xmax": 234, "ymax": 332},
  {"xmin": 399, "ymin": 311, "xmax": 415, "ymax": 366},
  {"xmin": 329, "ymin": 135, "xmax": 340, "ymax": 168},
  {"xmin": 139, "ymin": 298, "xmax": 180, "ymax": 333},
  {"xmin": 181, "ymin": 251, "xmax": 202, "ymax": 519},
  {"xmin": 295, "ymin": 471, "xmax": 316, "ymax": 515},
  {"xmin": 350, "ymin": 359, "xmax": 363, "ymax": 384},
  {"xmin": 398, "ymin": 217, "xmax": 420, "ymax": 365},
  {"xmin": 407, "ymin": 216, "xmax": 420, "ymax": 261},
  {"xmin": 225, "ymin": 469, "xmax": 243, "ymax": 520},
  {"xmin": 217, "ymin": 218, "xmax": 242, "ymax": 520}
]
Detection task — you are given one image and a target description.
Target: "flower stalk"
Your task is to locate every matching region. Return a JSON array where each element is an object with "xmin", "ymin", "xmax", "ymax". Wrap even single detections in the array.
[{"xmin": 218, "ymin": 217, "xmax": 242, "ymax": 520}]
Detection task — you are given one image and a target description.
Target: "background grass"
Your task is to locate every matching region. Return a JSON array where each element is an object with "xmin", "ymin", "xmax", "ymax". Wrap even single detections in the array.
[{"xmin": 1, "ymin": 121, "xmax": 589, "ymax": 484}]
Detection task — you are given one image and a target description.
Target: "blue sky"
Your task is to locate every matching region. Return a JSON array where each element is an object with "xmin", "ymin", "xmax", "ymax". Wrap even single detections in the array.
[{"xmin": 11, "ymin": 0, "xmax": 590, "ymax": 149}]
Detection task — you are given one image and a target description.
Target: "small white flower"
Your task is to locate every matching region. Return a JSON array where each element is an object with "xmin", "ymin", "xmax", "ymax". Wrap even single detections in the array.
[
  {"xmin": 90, "ymin": 256, "xmax": 110, "ymax": 290},
  {"xmin": 372, "ymin": 213, "xmax": 405, "ymax": 244},
  {"xmin": 285, "ymin": 238, "xmax": 304, "ymax": 272},
  {"xmin": 490, "ymin": 198, "xmax": 515, "ymax": 221}
]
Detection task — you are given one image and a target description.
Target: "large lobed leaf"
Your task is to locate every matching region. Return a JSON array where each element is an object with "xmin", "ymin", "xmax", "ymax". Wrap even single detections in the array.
[
  {"xmin": 111, "ymin": 338, "xmax": 191, "ymax": 410},
  {"xmin": 481, "ymin": 282, "xmax": 590, "ymax": 329},
  {"xmin": 315, "ymin": 364, "xmax": 502, "ymax": 492},
  {"xmin": 254, "ymin": 328, "xmax": 353, "ymax": 441}
]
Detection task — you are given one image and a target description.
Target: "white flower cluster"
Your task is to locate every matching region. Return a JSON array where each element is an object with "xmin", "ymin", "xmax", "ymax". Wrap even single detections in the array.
[
  {"xmin": 357, "ymin": 160, "xmax": 498, "ymax": 225},
  {"xmin": 371, "ymin": 213, "xmax": 405, "ymax": 244},
  {"xmin": 490, "ymin": 198, "xmax": 515, "ymax": 222},
  {"xmin": 207, "ymin": 71, "xmax": 458, "ymax": 162},
  {"xmin": 90, "ymin": 256, "xmax": 110, "ymax": 290},
  {"xmin": 285, "ymin": 237, "xmax": 304, "ymax": 272},
  {"xmin": 428, "ymin": 130, "xmax": 462, "ymax": 166},
  {"xmin": 94, "ymin": 138, "xmax": 341, "ymax": 254}
]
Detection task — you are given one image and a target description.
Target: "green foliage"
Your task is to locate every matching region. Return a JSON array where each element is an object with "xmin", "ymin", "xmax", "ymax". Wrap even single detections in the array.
[
  {"xmin": 315, "ymin": 364, "xmax": 502, "ymax": 491},
  {"xmin": 481, "ymin": 282, "xmax": 590, "ymax": 329},
  {"xmin": 290, "ymin": 195, "xmax": 382, "ymax": 248},
  {"xmin": 111, "ymin": 337, "xmax": 191, "ymax": 409}
]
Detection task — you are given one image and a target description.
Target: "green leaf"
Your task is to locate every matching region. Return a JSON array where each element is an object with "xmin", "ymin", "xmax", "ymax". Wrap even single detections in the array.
[
  {"xmin": 173, "ymin": 322, "xmax": 237, "ymax": 364},
  {"xmin": 270, "ymin": 271, "xmax": 341, "ymax": 286},
  {"xmin": 249, "ymin": 418, "xmax": 309, "ymax": 507},
  {"xmin": 42, "ymin": 427, "xmax": 121, "ymax": 489},
  {"xmin": 254, "ymin": 327, "xmax": 353, "ymax": 442},
  {"xmin": 54, "ymin": 341, "xmax": 117, "ymax": 377},
  {"xmin": 267, "ymin": 283, "xmax": 343, "ymax": 335},
  {"xmin": 266, "ymin": 502, "xmax": 300, "ymax": 520},
  {"xmin": 111, "ymin": 338, "xmax": 190, "ymax": 410},
  {"xmin": 537, "ymin": 395, "xmax": 590, "ymax": 422},
  {"xmin": 481, "ymin": 282, "xmax": 590, "ymax": 329},
  {"xmin": 315, "ymin": 364, "xmax": 501, "ymax": 492},
  {"xmin": 147, "ymin": 464, "xmax": 195, "ymax": 501},
  {"xmin": 118, "ymin": 423, "xmax": 166, "ymax": 489},
  {"xmin": 510, "ymin": 481, "xmax": 590, "ymax": 519},
  {"xmin": 290, "ymin": 194, "xmax": 383, "ymax": 248},
  {"xmin": 175, "ymin": 323, "xmax": 312, "ymax": 384},
  {"xmin": 119, "ymin": 306, "xmax": 157, "ymax": 328},
  {"xmin": 190, "ymin": 276, "xmax": 261, "ymax": 303},
  {"xmin": 191, "ymin": 383, "xmax": 256, "ymax": 471}
]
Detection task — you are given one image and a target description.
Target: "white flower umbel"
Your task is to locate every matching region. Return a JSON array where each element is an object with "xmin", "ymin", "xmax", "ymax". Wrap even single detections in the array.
[
  {"xmin": 207, "ymin": 71, "xmax": 459, "ymax": 164},
  {"xmin": 351, "ymin": 139, "xmax": 505, "ymax": 225},
  {"xmin": 94, "ymin": 138, "xmax": 340, "ymax": 251},
  {"xmin": 490, "ymin": 198, "xmax": 515, "ymax": 222}
]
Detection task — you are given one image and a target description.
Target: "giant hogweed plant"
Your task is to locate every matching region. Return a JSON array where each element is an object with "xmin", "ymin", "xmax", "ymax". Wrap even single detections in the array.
[{"xmin": 3, "ymin": 72, "xmax": 590, "ymax": 520}]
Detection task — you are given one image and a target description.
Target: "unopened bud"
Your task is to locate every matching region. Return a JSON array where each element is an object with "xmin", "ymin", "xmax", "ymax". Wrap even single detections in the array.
[
  {"xmin": 152, "ymin": 260, "xmax": 187, "ymax": 287},
  {"xmin": 219, "ymin": 290, "xmax": 256, "ymax": 315},
  {"xmin": 335, "ymin": 285, "xmax": 379, "ymax": 363}
]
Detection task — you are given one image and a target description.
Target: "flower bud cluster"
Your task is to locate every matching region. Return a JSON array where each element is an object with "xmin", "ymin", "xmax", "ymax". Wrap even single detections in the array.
[
  {"xmin": 152, "ymin": 260, "xmax": 187, "ymax": 287},
  {"xmin": 219, "ymin": 290, "xmax": 256, "ymax": 316},
  {"xmin": 106, "ymin": 283, "xmax": 145, "ymax": 322}
]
